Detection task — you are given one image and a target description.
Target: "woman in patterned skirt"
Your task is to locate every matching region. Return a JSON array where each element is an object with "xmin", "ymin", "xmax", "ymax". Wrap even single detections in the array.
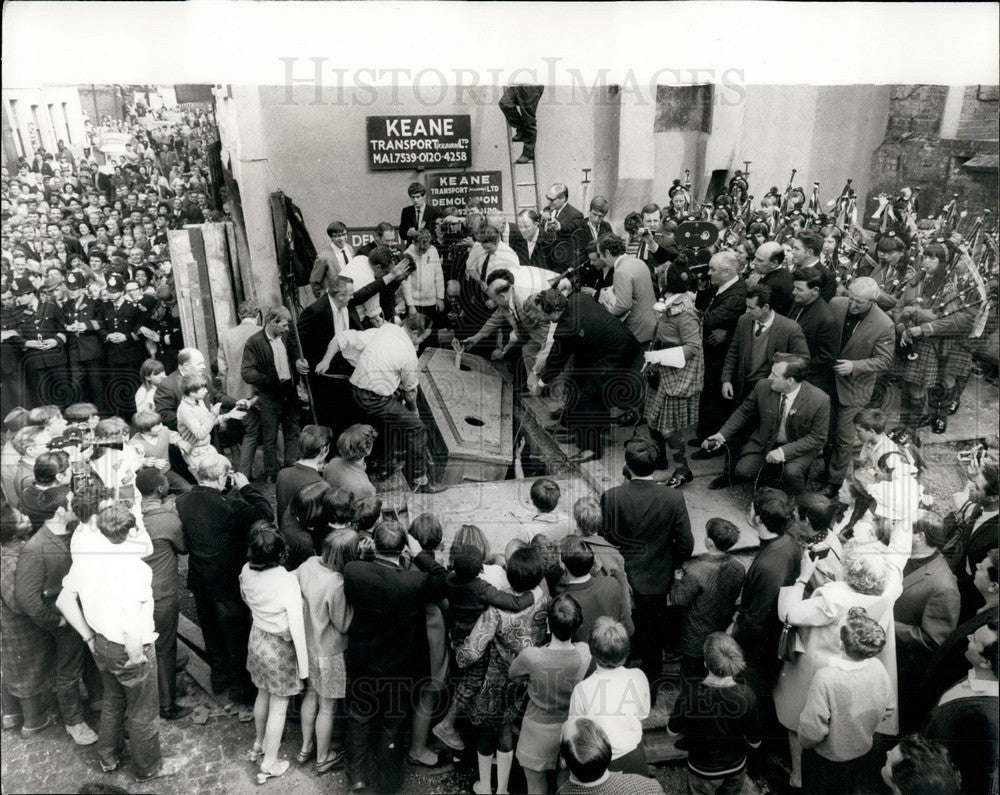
[
  {"xmin": 456, "ymin": 546, "xmax": 550, "ymax": 795},
  {"xmin": 893, "ymin": 240, "xmax": 977, "ymax": 435},
  {"xmin": 239, "ymin": 522, "xmax": 309, "ymax": 784},
  {"xmin": 643, "ymin": 261, "xmax": 704, "ymax": 487}
]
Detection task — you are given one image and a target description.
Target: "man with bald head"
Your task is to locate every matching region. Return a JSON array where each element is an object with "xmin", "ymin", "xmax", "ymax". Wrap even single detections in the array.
[
  {"xmin": 748, "ymin": 241, "xmax": 794, "ymax": 316},
  {"xmin": 154, "ymin": 347, "xmax": 241, "ymax": 431},
  {"xmin": 693, "ymin": 251, "xmax": 747, "ymax": 447},
  {"xmin": 825, "ymin": 276, "xmax": 895, "ymax": 493}
]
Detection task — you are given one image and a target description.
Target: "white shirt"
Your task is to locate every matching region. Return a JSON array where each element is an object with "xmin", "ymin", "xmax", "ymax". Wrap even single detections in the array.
[
  {"xmin": 349, "ymin": 323, "xmax": 419, "ymax": 397},
  {"xmin": 525, "ymin": 231, "xmax": 538, "ymax": 260},
  {"xmin": 62, "ymin": 545, "xmax": 157, "ymax": 646},
  {"xmin": 466, "ymin": 241, "xmax": 520, "ymax": 282},
  {"xmin": 329, "ymin": 296, "xmax": 350, "ymax": 338},
  {"xmin": 569, "ymin": 666, "xmax": 650, "ymax": 759},
  {"xmin": 341, "ymin": 256, "xmax": 380, "ymax": 319},
  {"xmin": 265, "ymin": 329, "xmax": 292, "ymax": 381},
  {"xmin": 715, "ymin": 275, "xmax": 740, "ymax": 297},
  {"xmin": 331, "ymin": 242, "xmax": 354, "ymax": 270}
]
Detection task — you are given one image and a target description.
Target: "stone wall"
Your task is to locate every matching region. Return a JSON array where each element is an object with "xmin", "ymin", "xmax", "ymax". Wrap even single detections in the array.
[{"xmin": 869, "ymin": 84, "xmax": 998, "ymax": 221}]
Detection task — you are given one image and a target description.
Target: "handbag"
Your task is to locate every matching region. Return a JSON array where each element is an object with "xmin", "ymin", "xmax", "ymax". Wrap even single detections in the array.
[{"xmin": 777, "ymin": 622, "xmax": 798, "ymax": 663}]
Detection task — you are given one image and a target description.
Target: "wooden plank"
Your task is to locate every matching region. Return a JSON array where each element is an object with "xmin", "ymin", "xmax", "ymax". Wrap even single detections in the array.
[
  {"xmin": 224, "ymin": 221, "xmax": 248, "ymax": 306},
  {"xmin": 201, "ymin": 222, "xmax": 237, "ymax": 364},
  {"xmin": 167, "ymin": 229, "xmax": 209, "ymax": 355},
  {"xmin": 186, "ymin": 226, "xmax": 217, "ymax": 366},
  {"xmin": 178, "ymin": 634, "xmax": 214, "ymax": 699}
]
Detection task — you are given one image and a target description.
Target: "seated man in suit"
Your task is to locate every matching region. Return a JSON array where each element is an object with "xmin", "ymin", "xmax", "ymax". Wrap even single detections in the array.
[
  {"xmin": 720, "ymin": 284, "xmax": 809, "ymax": 404},
  {"xmin": 704, "ymin": 354, "xmax": 830, "ymax": 495},
  {"xmin": 154, "ymin": 347, "xmax": 241, "ymax": 432},
  {"xmin": 308, "ymin": 220, "xmax": 354, "ymax": 297}
]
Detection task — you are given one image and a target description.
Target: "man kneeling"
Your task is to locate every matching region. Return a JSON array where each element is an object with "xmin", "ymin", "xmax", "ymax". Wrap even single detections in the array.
[{"xmin": 703, "ymin": 355, "xmax": 829, "ymax": 495}]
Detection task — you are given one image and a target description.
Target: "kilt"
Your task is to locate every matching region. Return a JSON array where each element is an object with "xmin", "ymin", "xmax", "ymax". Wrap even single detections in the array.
[
  {"xmin": 0, "ymin": 603, "xmax": 54, "ymax": 698},
  {"xmin": 643, "ymin": 353, "xmax": 704, "ymax": 436},
  {"xmin": 899, "ymin": 337, "xmax": 975, "ymax": 385},
  {"xmin": 247, "ymin": 625, "xmax": 303, "ymax": 697}
]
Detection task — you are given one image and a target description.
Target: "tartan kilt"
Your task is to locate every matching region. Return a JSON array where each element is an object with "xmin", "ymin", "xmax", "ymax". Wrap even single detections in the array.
[
  {"xmin": 899, "ymin": 337, "xmax": 974, "ymax": 385},
  {"xmin": 644, "ymin": 353, "xmax": 704, "ymax": 436},
  {"xmin": 1, "ymin": 603, "xmax": 55, "ymax": 698}
]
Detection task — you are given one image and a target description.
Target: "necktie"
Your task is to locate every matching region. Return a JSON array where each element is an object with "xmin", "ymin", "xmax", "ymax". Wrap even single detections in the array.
[
  {"xmin": 754, "ymin": 321, "xmax": 764, "ymax": 337},
  {"xmin": 776, "ymin": 393, "xmax": 789, "ymax": 442},
  {"xmin": 481, "ymin": 253, "xmax": 491, "ymax": 281},
  {"xmin": 415, "ymin": 208, "xmax": 422, "ymax": 230},
  {"xmin": 342, "ymin": 248, "xmax": 349, "ymax": 268}
]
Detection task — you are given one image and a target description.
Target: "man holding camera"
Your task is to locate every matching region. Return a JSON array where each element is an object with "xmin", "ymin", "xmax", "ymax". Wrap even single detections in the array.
[{"xmin": 176, "ymin": 454, "xmax": 273, "ymax": 703}]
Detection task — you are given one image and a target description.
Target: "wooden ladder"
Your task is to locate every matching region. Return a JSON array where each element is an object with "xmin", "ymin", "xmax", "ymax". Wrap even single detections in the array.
[{"xmin": 506, "ymin": 129, "xmax": 541, "ymax": 216}]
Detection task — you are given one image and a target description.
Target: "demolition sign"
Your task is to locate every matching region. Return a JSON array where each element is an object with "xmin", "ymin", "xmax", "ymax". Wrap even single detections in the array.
[
  {"xmin": 426, "ymin": 171, "xmax": 503, "ymax": 211},
  {"xmin": 367, "ymin": 115, "xmax": 472, "ymax": 171}
]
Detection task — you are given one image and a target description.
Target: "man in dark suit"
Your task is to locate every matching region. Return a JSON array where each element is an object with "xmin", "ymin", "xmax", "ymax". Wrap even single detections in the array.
[
  {"xmin": 176, "ymin": 454, "xmax": 273, "ymax": 703},
  {"xmin": 826, "ymin": 276, "xmax": 895, "ymax": 491},
  {"xmin": 894, "ymin": 513, "xmax": 961, "ymax": 732},
  {"xmin": 273, "ymin": 424, "xmax": 331, "ymax": 523},
  {"xmin": 531, "ymin": 288, "xmax": 640, "ymax": 463},
  {"xmin": 747, "ymin": 242, "xmax": 794, "ymax": 316},
  {"xmin": 694, "ymin": 251, "xmax": 747, "ymax": 445},
  {"xmin": 399, "ymin": 182, "xmax": 442, "ymax": 247},
  {"xmin": 706, "ymin": 355, "xmax": 830, "ymax": 495},
  {"xmin": 542, "ymin": 183, "xmax": 584, "ymax": 274},
  {"xmin": 297, "ymin": 274, "xmax": 365, "ymax": 437},
  {"xmin": 732, "ymin": 488, "xmax": 800, "ymax": 713},
  {"xmin": 509, "ymin": 209, "xmax": 554, "ymax": 271},
  {"xmin": 790, "ymin": 266, "xmax": 839, "ymax": 396},
  {"xmin": 601, "ymin": 438, "xmax": 694, "ymax": 703},
  {"xmin": 298, "ymin": 264, "xmax": 409, "ymax": 436},
  {"xmin": 721, "ymin": 284, "xmax": 810, "ymax": 404},
  {"xmin": 570, "ymin": 196, "xmax": 613, "ymax": 271},
  {"xmin": 956, "ymin": 464, "xmax": 1000, "ymax": 619},
  {"xmin": 343, "ymin": 521, "xmax": 448, "ymax": 792},
  {"xmin": 240, "ymin": 305, "xmax": 310, "ymax": 481}
]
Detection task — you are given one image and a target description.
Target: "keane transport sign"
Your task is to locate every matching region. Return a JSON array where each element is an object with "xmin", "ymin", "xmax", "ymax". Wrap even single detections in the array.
[{"xmin": 366, "ymin": 115, "xmax": 472, "ymax": 171}]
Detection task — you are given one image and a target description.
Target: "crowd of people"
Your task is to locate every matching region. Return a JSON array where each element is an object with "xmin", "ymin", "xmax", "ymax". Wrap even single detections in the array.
[{"xmin": 1, "ymin": 103, "xmax": 999, "ymax": 794}]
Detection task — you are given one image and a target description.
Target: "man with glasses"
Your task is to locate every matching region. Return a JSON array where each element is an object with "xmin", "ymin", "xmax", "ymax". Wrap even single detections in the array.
[{"xmin": 309, "ymin": 220, "xmax": 355, "ymax": 297}]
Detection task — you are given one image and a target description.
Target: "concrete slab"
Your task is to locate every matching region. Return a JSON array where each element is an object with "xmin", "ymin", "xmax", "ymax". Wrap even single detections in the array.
[
  {"xmin": 406, "ymin": 477, "xmax": 595, "ymax": 556},
  {"xmin": 419, "ymin": 347, "xmax": 514, "ymax": 485}
]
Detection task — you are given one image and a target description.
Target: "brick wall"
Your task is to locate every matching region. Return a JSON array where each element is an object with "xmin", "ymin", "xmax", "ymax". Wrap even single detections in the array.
[
  {"xmin": 869, "ymin": 84, "xmax": 998, "ymax": 222},
  {"xmin": 957, "ymin": 85, "xmax": 999, "ymax": 141}
]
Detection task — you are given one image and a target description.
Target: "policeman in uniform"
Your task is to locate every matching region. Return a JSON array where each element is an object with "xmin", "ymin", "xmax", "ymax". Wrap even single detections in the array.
[
  {"xmin": 0, "ymin": 274, "xmax": 26, "ymax": 416},
  {"xmin": 96, "ymin": 273, "xmax": 147, "ymax": 417},
  {"xmin": 9, "ymin": 276, "xmax": 68, "ymax": 407},
  {"xmin": 62, "ymin": 270, "xmax": 108, "ymax": 411}
]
